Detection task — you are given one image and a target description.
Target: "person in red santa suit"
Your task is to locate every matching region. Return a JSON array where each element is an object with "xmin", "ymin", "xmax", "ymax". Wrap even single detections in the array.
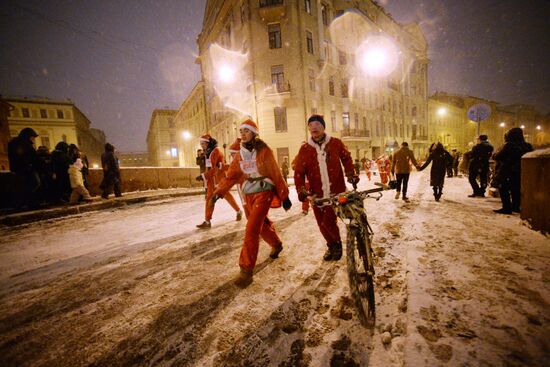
[
  {"xmin": 293, "ymin": 115, "xmax": 359, "ymax": 261},
  {"xmin": 363, "ymin": 157, "xmax": 372, "ymax": 181},
  {"xmin": 213, "ymin": 120, "xmax": 292, "ymax": 287},
  {"xmin": 196, "ymin": 134, "xmax": 242, "ymax": 229},
  {"xmin": 375, "ymin": 154, "xmax": 391, "ymax": 185}
]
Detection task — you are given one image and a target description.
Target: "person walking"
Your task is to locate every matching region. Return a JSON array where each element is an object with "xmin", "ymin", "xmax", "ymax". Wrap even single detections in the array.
[
  {"xmin": 7, "ymin": 127, "xmax": 41, "ymax": 208},
  {"xmin": 100, "ymin": 143, "xmax": 122, "ymax": 199},
  {"xmin": 281, "ymin": 156, "xmax": 289, "ymax": 183},
  {"xmin": 418, "ymin": 143, "xmax": 453, "ymax": 201},
  {"xmin": 451, "ymin": 148, "xmax": 460, "ymax": 177},
  {"xmin": 293, "ymin": 115, "xmax": 359, "ymax": 261},
  {"xmin": 362, "ymin": 157, "xmax": 372, "ymax": 181},
  {"xmin": 391, "ymin": 142, "xmax": 420, "ymax": 202},
  {"xmin": 492, "ymin": 127, "xmax": 533, "ymax": 214},
  {"xmin": 375, "ymin": 154, "xmax": 391, "ymax": 184},
  {"xmin": 468, "ymin": 135, "xmax": 494, "ymax": 197},
  {"xmin": 213, "ymin": 119, "xmax": 291, "ymax": 287},
  {"xmin": 68, "ymin": 158, "xmax": 93, "ymax": 204},
  {"xmin": 196, "ymin": 134, "xmax": 242, "ymax": 229}
]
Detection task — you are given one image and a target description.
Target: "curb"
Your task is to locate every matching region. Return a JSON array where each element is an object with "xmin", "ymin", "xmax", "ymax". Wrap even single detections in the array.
[{"xmin": 0, "ymin": 190, "xmax": 205, "ymax": 227}]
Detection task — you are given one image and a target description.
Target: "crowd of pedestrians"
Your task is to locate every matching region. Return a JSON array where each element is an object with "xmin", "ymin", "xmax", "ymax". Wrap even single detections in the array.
[{"xmin": 6, "ymin": 127, "xmax": 122, "ymax": 210}]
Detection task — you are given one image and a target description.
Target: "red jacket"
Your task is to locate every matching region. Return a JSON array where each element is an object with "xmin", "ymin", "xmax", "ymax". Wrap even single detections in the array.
[
  {"xmin": 215, "ymin": 142, "xmax": 289, "ymax": 207},
  {"xmin": 203, "ymin": 147, "xmax": 228, "ymax": 187},
  {"xmin": 293, "ymin": 135, "xmax": 355, "ymax": 199}
]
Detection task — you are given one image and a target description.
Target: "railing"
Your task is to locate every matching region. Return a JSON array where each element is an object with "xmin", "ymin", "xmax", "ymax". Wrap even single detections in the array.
[
  {"xmin": 412, "ymin": 135, "xmax": 428, "ymax": 141},
  {"xmin": 259, "ymin": 0, "xmax": 283, "ymax": 7},
  {"xmin": 341, "ymin": 128, "xmax": 370, "ymax": 138}
]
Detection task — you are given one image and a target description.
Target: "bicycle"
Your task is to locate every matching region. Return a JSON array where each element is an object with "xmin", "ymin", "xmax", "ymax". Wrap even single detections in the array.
[{"xmin": 312, "ymin": 185, "xmax": 386, "ymax": 327}]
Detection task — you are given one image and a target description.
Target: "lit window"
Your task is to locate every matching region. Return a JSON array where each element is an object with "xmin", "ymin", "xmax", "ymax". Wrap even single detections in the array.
[
  {"xmin": 304, "ymin": 0, "xmax": 311, "ymax": 14},
  {"xmin": 171, "ymin": 147, "xmax": 178, "ymax": 158}
]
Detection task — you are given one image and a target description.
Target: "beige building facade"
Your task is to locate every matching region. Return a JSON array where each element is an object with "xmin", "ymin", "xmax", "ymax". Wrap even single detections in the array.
[
  {"xmin": 197, "ymin": 0, "xmax": 430, "ymax": 165},
  {"xmin": 146, "ymin": 109, "xmax": 179, "ymax": 167},
  {"xmin": 428, "ymin": 98, "xmax": 474, "ymax": 154},
  {"xmin": 5, "ymin": 97, "xmax": 106, "ymax": 166},
  {"xmin": 174, "ymin": 82, "xmax": 208, "ymax": 167}
]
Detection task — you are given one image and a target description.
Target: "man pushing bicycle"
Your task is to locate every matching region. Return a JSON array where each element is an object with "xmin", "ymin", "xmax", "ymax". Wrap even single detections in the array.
[{"xmin": 293, "ymin": 115, "xmax": 359, "ymax": 261}]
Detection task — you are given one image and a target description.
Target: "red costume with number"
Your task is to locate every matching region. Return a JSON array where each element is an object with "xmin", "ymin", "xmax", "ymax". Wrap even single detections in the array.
[
  {"xmin": 215, "ymin": 133, "xmax": 289, "ymax": 273},
  {"xmin": 293, "ymin": 135, "xmax": 355, "ymax": 245},
  {"xmin": 203, "ymin": 146, "xmax": 240, "ymax": 221}
]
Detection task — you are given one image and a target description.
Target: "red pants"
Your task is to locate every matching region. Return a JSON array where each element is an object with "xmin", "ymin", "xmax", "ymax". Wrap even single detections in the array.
[
  {"xmin": 302, "ymin": 199, "xmax": 310, "ymax": 212},
  {"xmin": 205, "ymin": 184, "xmax": 240, "ymax": 221},
  {"xmin": 240, "ymin": 190, "xmax": 282, "ymax": 271},
  {"xmin": 312, "ymin": 204, "xmax": 341, "ymax": 244},
  {"xmin": 379, "ymin": 171, "xmax": 389, "ymax": 184}
]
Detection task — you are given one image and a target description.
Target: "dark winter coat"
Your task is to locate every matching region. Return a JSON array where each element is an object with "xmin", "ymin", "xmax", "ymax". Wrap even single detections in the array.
[
  {"xmin": 469, "ymin": 140, "xmax": 494, "ymax": 170},
  {"xmin": 8, "ymin": 129, "xmax": 38, "ymax": 174},
  {"xmin": 493, "ymin": 128, "xmax": 533, "ymax": 185},
  {"xmin": 51, "ymin": 142, "xmax": 72, "ymax": 198},
  {"xmin": 420, "ymin": 145, "xmax": 453, "ymax": 187},
  {"xmin": 101, "ymin": 143, "xmax": 120, "ymax": 179}
]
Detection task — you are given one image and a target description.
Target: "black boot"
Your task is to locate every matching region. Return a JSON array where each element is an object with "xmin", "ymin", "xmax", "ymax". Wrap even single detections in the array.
[{"xmin": 323, "ymin": 242, "xmax": 342, "ymax": 261}]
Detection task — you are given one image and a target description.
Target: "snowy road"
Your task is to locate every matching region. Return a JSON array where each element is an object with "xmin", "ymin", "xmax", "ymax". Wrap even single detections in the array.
[{"xmin": 0, "ymin": 172, "xmax": 548, "ymax": 366}]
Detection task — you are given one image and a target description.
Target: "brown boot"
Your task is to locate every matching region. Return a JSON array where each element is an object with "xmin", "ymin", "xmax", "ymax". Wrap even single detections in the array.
[
  {"xmin": 234, "ymin": 269, "xmax": 253, "ymax": 288},
  {"xmin": 269, "ymin": 243, "xmax": 283, "ymax": 259}
]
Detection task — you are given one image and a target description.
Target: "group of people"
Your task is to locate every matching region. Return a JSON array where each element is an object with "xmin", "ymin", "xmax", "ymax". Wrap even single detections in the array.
[
  {"xmin": 7, "ymin": 127, "xmax": 123, "ymax": 209},
  {"xmin": 196, "ymin": 115, "xmax": 358, "ymax": 287}
]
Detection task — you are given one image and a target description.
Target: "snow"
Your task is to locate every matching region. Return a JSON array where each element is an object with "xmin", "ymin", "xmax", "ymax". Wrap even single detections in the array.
[
  {"xmin": 0, "ymin": 171, "xmax": 548, "ymax": 366},
  {"xmin": 523, "ymin": 148, "xmax": 550, "ymax": 158}
]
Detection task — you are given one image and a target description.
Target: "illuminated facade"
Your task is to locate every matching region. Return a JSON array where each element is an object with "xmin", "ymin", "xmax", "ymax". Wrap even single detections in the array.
[
  {"xmin": 197, "ymin": 0, "xmax": 430, "ymax": 164},
  {"xmin": 174, "ymin": 81, "xmax": 208, "ymax": 167},
  {"xmin": 5, "ymin": 97, "xmax": 106, "ymax": 167},
  {"xmin": 428, "ymin": 98, "xmax": 473, "ymax": 154},
  {"xmin": 146, "ymin": 109, "xmax": 179, "ymax": 167}
]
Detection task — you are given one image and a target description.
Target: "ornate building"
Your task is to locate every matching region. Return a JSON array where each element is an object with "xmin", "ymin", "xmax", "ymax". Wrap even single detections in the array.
[{"xmin": 197, "ymin": 0, "xmax": 430, "ymax": 163}]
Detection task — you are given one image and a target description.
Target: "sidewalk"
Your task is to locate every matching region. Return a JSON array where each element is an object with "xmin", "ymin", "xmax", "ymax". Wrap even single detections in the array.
[{"xmin": 0, "ymin": 187, "xmax": 205, "ymax": 226}]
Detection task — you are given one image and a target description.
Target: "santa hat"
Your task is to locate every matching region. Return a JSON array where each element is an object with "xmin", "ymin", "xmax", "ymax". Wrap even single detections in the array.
[
  {"xmin": 199, "ymin": 133, "xmax": 211, "ymax": 143},
  {"xmin": 239, "ymin": 119, "xmax": 259, "ymax": 135},
  {"xmin": 228, "ymin": 138, "xmax": 241, "ymax": 153}
]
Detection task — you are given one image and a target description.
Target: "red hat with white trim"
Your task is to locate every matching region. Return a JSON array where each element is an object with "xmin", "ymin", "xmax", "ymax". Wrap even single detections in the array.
[
  {"xmin": 199, "ymin": 133, "xmax": 211, "ymax": 143},
  {"xmin": 228, "ymin": 138, "xmax": 241, "ymax": 153},
  {"xmin": 239, "ymin": 119, "xmax": 259, "ymax": 135}
]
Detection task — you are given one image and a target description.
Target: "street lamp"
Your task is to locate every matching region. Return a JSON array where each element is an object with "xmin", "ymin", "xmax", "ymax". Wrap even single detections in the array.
[
  {"xmin": 182, "ymin": 130, "xmax": 192, "ymax": 140},
  {"xmin": 357, "ymin": 35, "xmax": 399, "ymax": 78},
  {"xmin": 536, "ymin": 125, "xmax": 541, "ymax": 130},
  {"xmin": 499, "ymin": 122, "xmax": 505, "ymax": 128},
  {"xmin": 521, "ymin": 124, "xmax": 525, "ymax": 129},
  {"xmin": 437, "ymin": 107, "xmax": 447, "ymax": 116}
]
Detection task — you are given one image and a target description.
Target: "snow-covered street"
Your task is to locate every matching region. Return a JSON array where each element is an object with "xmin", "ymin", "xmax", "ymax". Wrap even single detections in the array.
[{"xmin": 0, "ymin": 171, "xmax": 548, "ymax": 366}]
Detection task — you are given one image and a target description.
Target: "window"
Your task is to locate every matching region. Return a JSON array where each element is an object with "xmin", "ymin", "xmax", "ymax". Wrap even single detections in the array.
[
  {"xmin": 169, "ymin": 132, "xmax": 176, "ymax": 143},
  {"xmin": 22, "ymin": 108, "xmax": 30, "ymax": 118},
  {"xmin": 171, "ymin": 147, "xmax": 178, "ymax": 158},
  {"xmin": 62, "ymin": 134, "xmax": 67, "ymax": 142},
  {"xmin": 168, "ymin": 118, "xmax": 174, "ymax": 128},
  {"xmin": 41, "ymin": 136, "xmax": 51, "ymax": 150},
  {"xmin": 241, "ymin": 3, "xmax": 248, "ymax": 23},
  {"xmin": 274, "ymin": 107, "xmax": 287, "ymax": 132},
  {"xmin": 354, "ymin": 113, "xmax": 359, "ymax": 129},
  {"xmin": 271, "ymin": 65, "xmax": 285, "ymax": 92},
  {"xmin": 308, "ymin": 69, "xmax": 316, "ymax": 91},
  {"xmin": 304, "ymin": 0, "xmax": 311, "ymax": 14},
  {"xmin": 331, "ymin": 110, "xmax": 337, "ymax": 132},
  {"xmin": 341, "ymin": 79, "xmax": 349, "ymax": 98},
  {"xmin": 342, "ymin": 112, "xmax": 350, "ymax": 128},
  {"xmin": 321, "ymin": 4, "xmax": 329, "ymax": 26},
  {"xmin": 362, "ymin": 116, "xmax": 367, "ymax": 131},
  {"xmin": 260, "ymin": 0, "xmax": 283, "ymax": 6},
  {"xmin": 40, "ymin": 109, "xmax": 47, "ymax": 118},
  {"xmin": 338, "ymin": 51, "xmax": 346, "ymax": 65},
  {"xmin": 412, "ymin": 106, "xmax": 417, "ymax": 117},
  {"xmin": 57, "ymin": 109, "xmax": 64, "ymax": 119},
  {"xmin": 277, "ymin": 147, "xmax": 289, "ymax": 166},
  {"xmin": 306, "ymin": 31, "xmax": 314, "ymax": 54},
  {"xmin": 328, "ymin": 76, "xmax": 335, "ymax": 96},
  {"xmin": 323, "ymin": 41, "xmax": 329, "ymax": 60},
  {"xmin": 268, "ymin": 23, "xmax": 281, "ymax": 49}
]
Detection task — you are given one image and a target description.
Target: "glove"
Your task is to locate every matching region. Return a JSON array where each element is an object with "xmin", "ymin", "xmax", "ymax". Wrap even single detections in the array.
[
  {"xmin": 347, "ymin": 175, "xmax": 360, "ymax": 185},
  {"xmin": 298, "ymin": 190, "xmax": 309, "ymax": 202},
  {"xmin": 282, "ymin": 197, "xmax": 292, "ymax": 211},
  {"xmin": 195, "ymin": 175, "xmax": 203, "ymax": 181}
]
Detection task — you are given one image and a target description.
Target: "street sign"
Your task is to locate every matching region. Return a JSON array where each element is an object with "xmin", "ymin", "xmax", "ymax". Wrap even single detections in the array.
[{"xmin": 467, "ymin": 104, "xmax": 491, "ymax": 122}]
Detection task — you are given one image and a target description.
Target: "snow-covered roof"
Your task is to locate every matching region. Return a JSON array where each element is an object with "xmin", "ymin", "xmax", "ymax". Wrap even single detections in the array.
[{"xmin": 523, "ymin": 148, "xmax": 550, "ymax": 158}]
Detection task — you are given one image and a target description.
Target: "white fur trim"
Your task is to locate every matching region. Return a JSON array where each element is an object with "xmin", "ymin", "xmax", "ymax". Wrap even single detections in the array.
[
  {"xmin": 239, "ymin": 123, "xmax": 258, "ymax": 135},
  {"xmin": 199, "ymin": 137, "xmax": 210, "ymax": 143},
  {"xmin": 308, "ymin": 135, "xmax": 332, "ymax": 199}
]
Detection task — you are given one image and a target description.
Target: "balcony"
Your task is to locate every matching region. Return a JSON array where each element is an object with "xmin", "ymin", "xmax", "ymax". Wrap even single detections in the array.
[
  {"xmin": 263, "ymin": 81, "xmax": 291, "ymax": 98},
  {"xmin": 412, "ymin": 135, "xmax": 429, "ymax": 143},
  {"xmin": 259, "ymin": 0, "xmax": 286, "ymax": 22},
  {"xmin": 341, "ymin": 128, "xmax": 371, "ymax": 141}
]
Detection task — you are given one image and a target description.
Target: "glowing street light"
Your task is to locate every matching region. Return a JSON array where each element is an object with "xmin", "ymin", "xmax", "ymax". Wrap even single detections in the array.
[
  {"xmin": 357, "ymin": 35, "xmax": 399, "ymax": 78},
  {"xmin": 437, "ymin": 107, "xmax": 447, "ymax": 116},
  {"xmin": 536, "ymin": 125, "xmax": 541, "ymax": 130},
  {"xmin": 165, "ymin": 150, "xmax": 171, "ymax": 156},
  {"xmin": 499, "ymin": 122, "xmax": 506, "ymax": 127},
  {"xmin": 92, "ymin": 164, "xmax": 99, "ymax": 168},
  {"xmin": 182, "ymin": 130, "xmax": 192, "ymax": 140},
  {"xmin": 217, "ymin": 64, "xmax": 236, "ymax": 84},
  {"xmin": 520, "ymin": 124, "xmax": 525, "ymax": 129}
]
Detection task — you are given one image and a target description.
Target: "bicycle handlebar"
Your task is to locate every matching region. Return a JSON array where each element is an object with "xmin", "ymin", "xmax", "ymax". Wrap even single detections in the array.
[{"xmin": 311, "ymin": 185, "xmax": 386, "ymax": 206}]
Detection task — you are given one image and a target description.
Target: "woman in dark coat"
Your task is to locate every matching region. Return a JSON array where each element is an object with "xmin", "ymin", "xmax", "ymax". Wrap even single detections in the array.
[
  {"xmin": 418, "ymin": 143, "xmax": 453, "ymax": 201},
  {"xmin": 492, "ymin": 127, "xmax": 533, "ymax": 214}
]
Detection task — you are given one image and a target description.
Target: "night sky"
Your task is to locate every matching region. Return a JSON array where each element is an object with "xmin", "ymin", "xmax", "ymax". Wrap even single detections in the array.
[{"xmin": 1, "ymin": 0, "xmax": 548, "ymax": 151}]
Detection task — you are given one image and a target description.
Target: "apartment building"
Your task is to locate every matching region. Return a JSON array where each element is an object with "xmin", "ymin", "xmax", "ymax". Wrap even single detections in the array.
[{"xmin": 197, "ymin": 0, "xmax": 430, "ymax": 164}]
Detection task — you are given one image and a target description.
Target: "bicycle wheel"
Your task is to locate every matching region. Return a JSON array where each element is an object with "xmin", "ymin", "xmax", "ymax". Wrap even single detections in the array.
[{"xmin": 346, "ymin": 227, "xmax": 376, "ymax": 326}]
